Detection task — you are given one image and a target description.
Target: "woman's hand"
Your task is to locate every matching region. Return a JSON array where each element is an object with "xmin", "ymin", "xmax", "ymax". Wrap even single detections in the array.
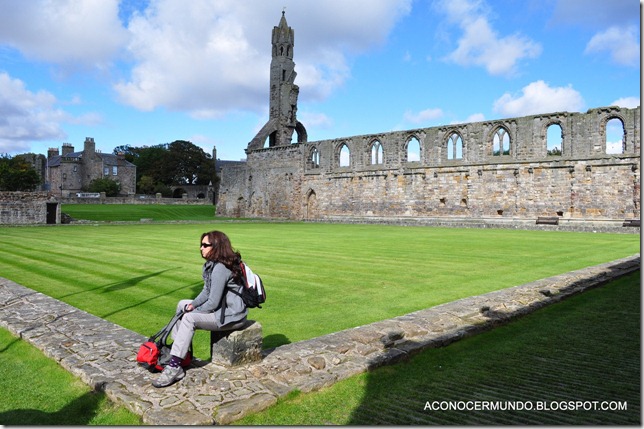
[{"xmin": 184, "ymin": 303, "xmax": 195, "ymax": 312}]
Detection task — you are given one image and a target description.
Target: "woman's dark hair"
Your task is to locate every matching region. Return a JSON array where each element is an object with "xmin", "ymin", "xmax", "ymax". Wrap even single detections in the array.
[{"xmin": 201, "ymin": 230, "xmax": 242, "ymax": 279}]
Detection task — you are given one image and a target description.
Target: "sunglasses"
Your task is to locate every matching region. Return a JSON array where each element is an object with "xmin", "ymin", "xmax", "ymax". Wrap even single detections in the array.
[{"xmin": 200, "ymin": 242, "xmax": 213, "ymax": 248}]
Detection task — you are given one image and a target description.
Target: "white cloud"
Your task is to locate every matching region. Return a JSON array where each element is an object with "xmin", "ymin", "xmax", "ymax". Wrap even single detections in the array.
[
  {"xmin": 605, "ymin": 140, "xmax": 623, "ymax": 154},
  {"xmin": 435, "ymin": 0, "xmax": 541, "ymax": 76},
  {"xmin": 493, "ymin": 80, "xmax": 585, "ymax": 117},
  {"xmin": 115, "ymin": 0, "xmax": 411, "ymax": 116},
  {"xmin": 299, "ymin": 111, "xmax": 334, "ymax": 129},
  {"xmin": 611, "ymin": 97, "xmax": 640, "ymax": 109},
  {"xmin": 585, "ymin": 26, "xmax": 639, "ymax": 67},
  {"xmin": 0, "ymin": 72, "xmax": 102, "ymax": 153},
  {"xmin": 451, "ymin": 113, "xmax": 485, "ymax": 124},
  {"xmin": 0, "ymin": 0, "xmax": 412, "ymax": 137},
  {"xmin": 465, "ymin": 113, "xmax": 485, "ymax": 123},
  {"xmin": 0, "ymin": 73, "xmax": 67, "ymax": 152},
  {"xmin": 403, "ymin": 108, "xmax": 444, "ymax": 124},
  {"xmin": 0, "ymin": 0, "xmax": 127, "ymax": 68}
]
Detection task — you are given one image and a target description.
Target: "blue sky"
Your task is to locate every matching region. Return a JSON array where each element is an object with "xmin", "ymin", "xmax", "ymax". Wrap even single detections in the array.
[{"xmin": 0, "ymin": 0, "xmax": 639, "ymax": 161}]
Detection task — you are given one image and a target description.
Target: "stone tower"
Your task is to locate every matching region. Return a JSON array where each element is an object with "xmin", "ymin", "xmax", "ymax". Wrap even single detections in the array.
[{"xmin": 248, "ymin": 12, "xmax": 307, "ymax": 150}]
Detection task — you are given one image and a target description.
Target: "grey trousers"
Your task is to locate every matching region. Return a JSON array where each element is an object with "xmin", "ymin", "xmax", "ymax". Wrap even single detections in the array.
[{"xmin": 170, "ymin": 299, "xmax": 247, "ymax": 359}]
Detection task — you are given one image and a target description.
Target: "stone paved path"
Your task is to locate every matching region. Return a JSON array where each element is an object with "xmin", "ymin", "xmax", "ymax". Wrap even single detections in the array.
[{"xmin": 0, "ymin": 255, "xmax": 639, "ymax": 425}]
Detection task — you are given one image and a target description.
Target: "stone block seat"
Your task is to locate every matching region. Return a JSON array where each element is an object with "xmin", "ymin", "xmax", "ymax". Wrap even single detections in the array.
[
  {"xmin": 210, "ymin": 320, "xmax": 263, "ymax": 366},
  {"xmin": 536, "ymin": 216, "xmax": 559, "ymax": 225}
]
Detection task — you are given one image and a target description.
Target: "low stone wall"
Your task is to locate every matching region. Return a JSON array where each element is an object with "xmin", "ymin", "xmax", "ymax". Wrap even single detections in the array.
[
  {"xmin": 59, "ymin": 195, "xmax": 213, "ymax": 205},
  {"xmin": 314, "ymin": 215, "xmax": 640, "ymax": 234},
  {"xmin": 0, "ymin": 192, "xmax": 59, "ymax": 225}
]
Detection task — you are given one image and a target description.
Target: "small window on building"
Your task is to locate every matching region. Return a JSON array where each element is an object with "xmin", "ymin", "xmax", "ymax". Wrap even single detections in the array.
[
  {"xmin": 339, "ymin": 144, "xmax": 350, "ymax": 167},
  {"xmin": 447, "ymin": 133, "xmax": 463, "ymax": 160},
  {"xmin": 310, "ymin": 148, "xmax": 320, "ymax": 167},
  {"xmin": 606, "ymin": 117, "xmax": 625, "ymax": 154},
  {"xmin": 104, "ymin": 167, "xmax": 109, "ymax": 176},
  {"xmin": 370, "ymin": 140, "xmax": 383, "ymax": 165},
  {"xmin": 492, "ymin": 127, "xmax": 510, "ymax": 156},
  {"xmin": 547, "ymin": 123, "xmax": 563, "ymax": 156},
  {"xmin": 112, "ymin": 166, "xmax": 118, "ymax": 175},
  {"xmin": 406, "ymin": 137, "xmax": 421, "ymax": 162}
]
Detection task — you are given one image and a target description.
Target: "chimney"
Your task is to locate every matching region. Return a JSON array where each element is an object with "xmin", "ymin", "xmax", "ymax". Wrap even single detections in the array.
[
  {"xmin": 61, "ymin": 143, "xmax": 74, "ymax": 156},
  {"xmin": 48, "ymin": 148, "xmax": 59, "ymax": 158},
  {"xmin": 84, "ymin": 137, "xmax": 96, "ymax": 155}
]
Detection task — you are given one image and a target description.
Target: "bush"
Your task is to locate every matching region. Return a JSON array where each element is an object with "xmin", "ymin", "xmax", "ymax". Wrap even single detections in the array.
[{"xmin": 86, "ymin": 178, "xmax": 120, "ymax": 196}]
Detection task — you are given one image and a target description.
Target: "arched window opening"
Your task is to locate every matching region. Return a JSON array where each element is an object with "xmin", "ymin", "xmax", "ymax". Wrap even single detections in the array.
[
  {"xmin": 310, "ymin": 148, "xmax": 320, "ymax": 167},
  {"xmin": 306, "ymin": 189, "xmax": 318, "ymax": 219},
  {"xmin": 547, "ymin": 124, "xmax": 563, "ymax": 156},
  {"xmin": 492, "ymin": 128, "xmax": 510, "ymax": 156},
  {"xmin": 447, "ymin": 133, "xmax": 463, "ymax": 160},
  {"xmin": 406, "ymin": 137, "xmax": 420, "ymax": 162},
  {"xmin": 265, "ymin": 132, "xmax": 276, "ymax": 148},
  {"xmin": 339, "ymin": 144, "xmax": 351, "ymax": 167},
  {"xmin": 606, "ymin": 118, "xmax": 625, "ymax": 154},
  {"xmin": 370, "ymin": 141, "xmax": 383, "ymax": 165}
]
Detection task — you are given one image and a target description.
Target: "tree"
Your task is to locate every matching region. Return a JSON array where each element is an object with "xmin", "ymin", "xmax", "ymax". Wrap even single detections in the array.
[
  {"xmin": 113, "ymin": 141, "xmax": 216, "ymax": 194},
  {"xmin": 0, "ymin": 155, "xmax": 41, "ymax": 191},
  {"xmin": 547, "ymin": 147, "xmax": 562, "ymax": 156},
  {"xmin": 137, "ymin": 175, "xmax": 156, "ymax": 195},
  {"xmin": 86, "ymin": 178, "xmax": 120, "ymax": 196},
  {"xmin": 166, "ymin": 140, "xmax": 216, "ymax": 185}
]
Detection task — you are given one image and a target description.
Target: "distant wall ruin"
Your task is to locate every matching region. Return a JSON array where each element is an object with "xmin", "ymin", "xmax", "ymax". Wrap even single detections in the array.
[{"xmin": 217, "ymin": 106, "xmax": 640, "ymax": 223}]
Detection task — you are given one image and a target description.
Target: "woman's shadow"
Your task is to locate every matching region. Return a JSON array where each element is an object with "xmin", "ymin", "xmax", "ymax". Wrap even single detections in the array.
[{"xmin": 0, "ymin": 391, "xmax": 109, "ymax": 425}]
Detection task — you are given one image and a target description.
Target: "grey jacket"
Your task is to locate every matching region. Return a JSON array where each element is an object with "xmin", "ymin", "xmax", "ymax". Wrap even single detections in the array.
[{"xmin": 191, "ymin": 260, "xmax": 248, "ymax": 326}]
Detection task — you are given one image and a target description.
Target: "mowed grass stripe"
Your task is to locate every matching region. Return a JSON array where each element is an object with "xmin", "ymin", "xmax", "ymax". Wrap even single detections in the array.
[
  {"xmin": 0, "ymin": 222, "xmax": 639, "ymax": 352},
  {"xmin": 62, "ymin": 204, "xmax": 216, "ymax": 221}
]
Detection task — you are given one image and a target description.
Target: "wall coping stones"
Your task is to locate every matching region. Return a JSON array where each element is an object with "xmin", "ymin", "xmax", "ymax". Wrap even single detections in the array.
[
  {"xmin": 314, "ymin": 215, "xmax": 640, "ymax": 234},
  {"xmin": 0, "ymin": 254, "xmax": 639, "ymax": 425}
]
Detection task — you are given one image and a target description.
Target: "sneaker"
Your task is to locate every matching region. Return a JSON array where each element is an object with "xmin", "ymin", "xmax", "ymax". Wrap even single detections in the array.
[{"xmin": 152, "ymin": 365, "xmax": 185, "ymax": 388}]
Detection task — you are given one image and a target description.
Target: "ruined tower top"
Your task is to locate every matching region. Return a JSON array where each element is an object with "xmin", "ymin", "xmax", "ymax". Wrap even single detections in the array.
[
  {"xmin": 247, "ymin": 12, "xmax": 307, "ymax": 151},
  {"xmin": 272, "ymin": 11, "xmax": 294, "ymax": 59}
]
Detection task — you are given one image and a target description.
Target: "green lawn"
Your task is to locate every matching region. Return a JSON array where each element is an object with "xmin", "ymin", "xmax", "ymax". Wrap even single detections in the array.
[
  {"xmin": 0, "ymin": 327, "xmax": 141, "ymax": 425},
  {"xmin": 62, "ymin": 203, "xmax": 216, "ymax": 222},
  {"xmin": 0, "ymin": 221, "xmax": 639, "ymax": 360},
  {"xmin": 235, "ymin": 271, "xmax": 641, "ymax": 425},
  {"xmin": 1, "ymin": 272, "xmax": 638, "ymax": 425}
]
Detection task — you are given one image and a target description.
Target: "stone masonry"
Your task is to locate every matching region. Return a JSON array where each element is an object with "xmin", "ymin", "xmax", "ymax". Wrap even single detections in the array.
[
  {"xmin": 219, "ymin": 107, "xmax": 640, "ymax": 222},
  {"xmin": 216, "ymin": 13, "xmax": 640, "ymax": 224},
  {"xmin": 0, "ymin": 192, "xmax": 60, "ymax": 225},
  {"xmin": 0, "ymin": 255, "xmax": 638, "ymax": 425}
]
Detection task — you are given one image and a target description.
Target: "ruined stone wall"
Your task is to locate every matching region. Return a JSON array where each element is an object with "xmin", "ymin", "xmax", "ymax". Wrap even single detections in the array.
[
  {"xmin": 217, "ymin": 146, "xmax": 303, "ymax": 218},
  {"xmin": 0, "ymin": 192, "xmax": 60, "ymax": 225},
  {"xmin": 217, "ymin": 106, "xmax": 640, "ymax": 222}
]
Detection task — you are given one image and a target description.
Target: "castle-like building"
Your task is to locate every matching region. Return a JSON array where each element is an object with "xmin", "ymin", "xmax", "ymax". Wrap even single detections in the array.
[
  {"xmin": 218, "ymin": 13, "xmax": 640, "ymax": 224},
  {"xmin": 46, "ymin": 137, "xmax": 136, "ymax": 197}
]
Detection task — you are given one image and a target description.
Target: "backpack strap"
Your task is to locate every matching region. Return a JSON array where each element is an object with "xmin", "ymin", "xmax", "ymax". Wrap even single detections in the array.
[
  {"xmin": 219, "ymin": 291, "xmax": 227, "ymax": 325},
  {"xmin": 155, "ymin": 309, "xmax": 185, "ymax": 346},
  {"xmin": 219, "ymin": 261, "xmax": 246, "ymax": 325}
]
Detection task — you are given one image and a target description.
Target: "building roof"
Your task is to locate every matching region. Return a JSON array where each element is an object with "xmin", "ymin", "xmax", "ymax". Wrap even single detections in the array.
[{"xmin": 47, "ymin": 151, "xmax": 135, "ymax": 168}]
